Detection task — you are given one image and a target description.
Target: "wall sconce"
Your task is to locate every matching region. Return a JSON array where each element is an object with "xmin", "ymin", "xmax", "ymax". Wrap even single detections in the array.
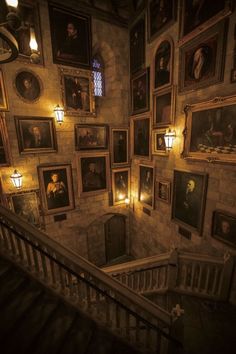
[
  {"xmin": 10, "ymin": 169, "xmax": 22, "ymax": 189},
  {"xmin": 29, "ymin": 27, "xmax": 40, "ymax": 64},
  {"xmin": 164, "ymin": 129, "xmax": 176, "ymax": 152},
  {"xmin": 54, "ymin": 105, "xmax": 64, "ymax": 124}
]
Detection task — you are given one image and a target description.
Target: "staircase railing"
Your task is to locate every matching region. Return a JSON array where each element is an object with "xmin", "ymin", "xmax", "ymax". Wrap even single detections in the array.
[
  {"xmin": 0, "ymin": 205, "xmax": 182, "ymax": 354},
  {"xmin": 104, "ymin": 248, "xmax": 234, "ymax": 301}
]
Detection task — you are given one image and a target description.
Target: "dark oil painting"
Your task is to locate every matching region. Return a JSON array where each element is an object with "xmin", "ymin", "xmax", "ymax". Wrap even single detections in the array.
[
  {"xmin": 113, "ymin": 130, "xmax": 128, "ymax": 164},
  {"xmin": 81, "ymin": 156, "xmax": 106, "ymax": 193},
  {"xmin": 15, "ymin": 70, "xmax": 41, "ymax": 102},
  {"xmin": 139, "ymin": 165, "xmax": 154, "ymax": 208},
  {"xmin": 149, "ymin": 0, "xmax": 176, "ymax": 40},
  {"xmin": 133, "ymin": 118, "xmax": 150, "ymax": 157},
  {"xmin": 130, "ymin": 17, "xmax": 145, "ymax": 74},
  {"xmin": 132, "ymin": 69, "xmax": 149, "ymax": 114},
  {"xmin": 113, "ymin": 170, "xmax": 129, "ymax": 204},
  {"xmin": 212, "ymin": 210, "xmax": 236, "ymax": 248},
  {"xmin": 155, "ymin": 40, "xmax": 171, "ymax": 88}
]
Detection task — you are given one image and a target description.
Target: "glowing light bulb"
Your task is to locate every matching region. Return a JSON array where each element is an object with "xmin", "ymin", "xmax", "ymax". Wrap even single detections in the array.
[{"xmin": 29, "ymin": 28, "xmax": 38, "ymax": 51}]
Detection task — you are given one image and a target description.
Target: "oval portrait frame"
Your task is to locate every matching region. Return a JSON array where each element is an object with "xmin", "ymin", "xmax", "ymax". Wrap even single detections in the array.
[{"xmin": 13, "ymin": 69, "xmax": 43, "ymax": 104}]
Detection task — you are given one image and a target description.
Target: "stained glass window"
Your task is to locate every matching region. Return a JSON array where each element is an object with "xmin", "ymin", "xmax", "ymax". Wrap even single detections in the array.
[{"xmin": 92, "ymin": 56, "xmax": 105, "ymax": 97}]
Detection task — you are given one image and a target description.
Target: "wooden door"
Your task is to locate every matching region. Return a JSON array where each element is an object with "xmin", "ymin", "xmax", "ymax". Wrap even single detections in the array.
[{"xmin": 105, "ymin": 215, "xmax": 126, "ymax": 262}]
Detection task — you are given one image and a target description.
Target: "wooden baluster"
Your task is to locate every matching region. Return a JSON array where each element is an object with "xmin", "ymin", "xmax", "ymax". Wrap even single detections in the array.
[
  {"xmin": 106, "ymin": 297, "xmax": 111, "ymax": 326},
  {"xmin": 59, "ymin": 266, "xmax": 66, "ymax": 294},
  {"xmin": 197, "ymin": 264, "xmax": 203, "ymax": 291},
  {"xmin": 16, "ymin": 235, "xmax": 24, "ymax": 262},
  {"xmin": 163, "ymin": 266, "xmax": 167, "ymax": 288},
  {"xmin": 67, "ymin": 272, "xmax": 74, "ymax": 298},
  {"xmin": 86, "ymin": 283, "xmax": 91, "ymax": 312},
  {"xmin": 24, "ymin": 240, "xmax": 32, "ymax": 269},
  {"xmin": 183, "ymin": 264, "xmax": 187, "ymax": 289},
  {"xmin": 8, "ymin": 228, "xmax": 17, "ymax": 256},
  {"xmin": 32, "ymin": 247, "xmax": 40, "ymax": 274},
  {"xmin": 212, "ymin": 266, "xmax": 219, "ymax": 296},
  {"xmin": 49, "ymin": 258, "xmax": 57, "ymax": 287},
  {"xmin": 136, "ymin": 272, "xmax": 140, "ymax": 292},
  {"xmin": 40, "ymin": 249, "xmax": 48, "ymax": 281},
  {"xmin": 0, "ymin": 224, "xmax": 9, "ymax": 249},
  {"xmin": 156, "ymin": 268, "xmax": 159, "ymax": 289},
  {"xmin": 190, "ymin": 263, "xmax": 196, "ymax": 290},
  {"xmin": 204, "ymin": 266, "xmax": 210, "ymax": 294}
]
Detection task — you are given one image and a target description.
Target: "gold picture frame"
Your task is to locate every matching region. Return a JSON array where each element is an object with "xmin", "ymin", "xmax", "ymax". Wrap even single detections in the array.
[
  {"xmin": 110, "ymin": 127, "xmax": 129, "ymax": 167},
  {"xmin": 152, "ymin": 128, "xmax": 167, "ymax": 155},
  {"xmin": 112, "ymin": 167, "xmax": 130, "ymax": 206},
  {"xmin": 0, "ymin": 69, "xmax": 8, "ymax": 111},
  {"xmin": 153, "ymin": 86, "xmax": 175, "ymax": 127},
  {"xmin": 130, "ymin": 114, "xmax": 151, "ymax": 160}
]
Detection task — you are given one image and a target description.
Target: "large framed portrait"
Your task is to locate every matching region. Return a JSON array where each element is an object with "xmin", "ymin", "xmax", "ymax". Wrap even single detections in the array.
[
  {"xmin": 14, "ymin": 69, "xmax": 42, "ymax": 103},
  {"xmin": 148, "ymin": 0, "xmax": 177, "ymax": 42},
  {"xmin": 75, "ymin": 124, "xmax": 108, "ymax": 151},
  {"xmin": 155, "ymin": 178, "xmax": 171, "ymax": 204},
  {"xmin": 131, "ymin": 68, "xmax": 149, "ymax": 115},
  {"xmin": 172, "ymin": 170, "xmax": 208, "ymax": 235},
  {"xmin": 110, "ymin": 127, "xmax": 129, "ymax": 166},
  {"xmin": 14, "ymin": 116, "xmax": 57, "ymax": 154},
  {"xmin": 212, "ymin": 210, "xmax": 236, "ymax": 249},
  {"xmin": 139, "ymin": 164, "xmax": 154, "ymax": 209},
  {"xmin": 130, "ymin": 16, "xmax": 145, "ymax": 74},
  {"xmin": 131, "ymin": 115, "xmax": 151, "ymax": 159},
  {"xmin": 48, "ymin": 4, "xmax": 91, "ymax": 69},
  {"xmin": 152, "ymin": 129, "xmax": 167, "ymax": 155},
  {"xmin": 179, "ymin": 0, "xmax": 233, "ymax": 45},
  {"xmin": 77, "ymin": 152, "xmax": 110, "ymax": 196},
  {"xmin": 6, "ymin": 190, "xmax": 41, "ymax": 228},
  {"xmin": 153, "ymin": 86, "xmax": 175, "ymax": 127},
  {"xmin": 112, "ymin": 168, "xmax": 130, "ymax": 205},
  {"xmin": 0, "ymin": 69, "xmax": 8, "ymax": 111},
  {"xmin": 153, "ymin": 37, "xmax": 173, "ymax": 90},
  {"xmin": 16, "ymin": 1, "xmax": 43, "ymax": 64},
  {"xmin": 182, "ymin": 94, "xmax": 236, "ymax": 164},
  {"xmin": 38, "ymin": 164, "xmax": 74, "ymax": 215},
  {"xmin": 178, "ymin": 20, "xmax": 227, "ymax": 93},
  {"xmin": 0, "ymin": 113, "xmax": 11, "ymax": 166},
  {"xmin": 59, "ymin": 67, "xmax": 95, "ymax": 116}
]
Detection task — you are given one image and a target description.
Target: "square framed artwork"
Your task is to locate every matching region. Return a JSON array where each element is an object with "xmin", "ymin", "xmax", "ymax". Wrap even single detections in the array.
[
  {"xmin": 110, "ymin": 127, "xmax": 129, "ymax": 167},
  {"xmin": 212, "ymin": 210, "xmax": 236, "ymax": 249},
  {"xmin": 153, "ymin": 86, "xmax": 175, "ymax": 127},
  {"xmin": 152, "ymin": 129, "xmax": 167, "ymax": 155},
  {"xmin": 0, "ymin": 113, "xmax": 11, "ymax": 166},
  {"xmin": 59, "ymin": 67, "xmax": 95, "ymax": 116},
  {"xmin": 131, "ymin": 68, "xmax": 150, "ymax": 115},
  {"xmin": 182, "ymin": 94, "xmax": 236, "ymax": 164},
  {"xmin": 130, "ymin": 16, "xmax": 145, "ymax": 74},
  {"xmin": 75, "ymin": 124, "xmax": 109, "ymax": 151},
  {"xmin": 172, "ymin": 170, "xmax": 208, "ymax": 235},
  {"xmin": 48, "ymin": 4, "xmax": 91, "ymax": 69},
  {"xmin": 0, "ymin": 69, "xmax": 8, "ymax": 111},
  {"xmin": 77, "ymin": 152, "xmax": 110, "ymax": 196},
  {"xmin": 155, "ymin": 178, "xmax": 171, "ymax": 204},
  {"xmin": 139, "ymin": 164, "xmax": 154, "ymax": 209},
  {"xmin": 14, "ymin": 116, "xmax": 57, "ymax": 154},
  {"xmin": 112, "ymin": 168, "xmax": 130, "ymax": 205},
  {"xmin": 38, "ymin": 164, "xmax": 74, "ymax": 215},
  {"xmin": 131, "ymin": 115, "xmax": 151, "ymax": 159},
  {"xmin": 178, "ymin": 20, "xmax": 227, "ymax": 93}
]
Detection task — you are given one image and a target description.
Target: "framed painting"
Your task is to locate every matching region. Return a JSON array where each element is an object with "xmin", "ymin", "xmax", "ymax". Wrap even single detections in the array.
[
  {"xmin": 139, "ymin": 164, "xmax": 154, "ymax": 209},
  {"xmin": 182, "ymin": 94, "xmax": 236, "ymax": 164},
  {"xmin": 172, "ymin": 170, "xmax": 208, "ymax": 235},
  {"xmin": 131, "ymin": 68, "xmax": 149, "ymax": 115},
  {"xmin": 131, "ymin": 115, "xmax": 151, "ymax": 159},
  {"xmin": 153, "ymin": 86, "xmax": 175, "ymax": 127},
  {"xmin": 77, "ymin": 152, "xmax": 110, "ymax": 196},
  {"xmin": 112, "ymin": 168, "xmax": 130, "ymax": 205},
  {"xmin": 155, "ymin": 178, "xmax": 171, "ymax": 204},
  {"xmin": 212, "ymin": 210, "xmax": 236, "ymax": 249},
  {"xmin": 7, "ymin": 190, "xmax": 41, "ymax": 228},
  {"xmin": 153, "ymin": 37, "xmax": 173, "ymax": 90},
  {"xmin": 14, "ymin": 69, "xmax": 42, "ymax": 103},
  {"xmin": 110, "ymin": 127, "xmax": 129, "ymax": 167},
  {"xmin": 38, "ymin": 164, "xmax": 74, "ymax": 215},
  {"xmin": 14, "ymin": 116, "xmax": 57, "ymax": 154},
  {"xmin": 152, "ymin": 129, "xmax": 167, "ymax": 155},
  {"xmin": 0, "ymin": 69, "xmax": 8, "ymax": 111},
  {"xmin": 148, "ymin": 0, "xmax": 177, "ymax": 42},
  {"xmin": 179, "ymin": 0, "xmax": 233, "ymax": 45},
  {"xmin": 75, "ymin": 124, "xmax": 108, "ymax": 151},
  {"xmin": 48, "ymin": 4, "xmax": 91, "ymax": 69},
  {"xmin": 0, "ymin": 113, "xmax": 11, "ymax": 166},
  {"xmin": 16, "ymin": 1, "xmax": 43, "ymax": 64},
  {"xmin": 130, "ymin": 16, "xmax": 145, "ymax": 74},
  {"xmin": 59, "ymin": 67, "xmax": 95, "ymax": 116},
  {"xmin": 178, "ymin": 20, "xmax": 227, "ymax": 93}
]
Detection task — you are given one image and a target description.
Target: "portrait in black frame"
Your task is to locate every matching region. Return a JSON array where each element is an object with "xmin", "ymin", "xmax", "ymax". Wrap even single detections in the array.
[
  {"xmin": 212, "ymin": 210, "xmax": 236, "ymax": 248},
  {"xmin": 49, "ymin": 4, "xmax": 91, "ymax": 69},
  {"xmin": 81, "ymin": 156, "xmax": 107, "ymax": 193},
  {"xmin": 133, "ymin": 117, "xmax": 150, "ymax": 157},
  {"xmin": 130, "ymin": 17, "xmax": 145, "ymax": 74}
]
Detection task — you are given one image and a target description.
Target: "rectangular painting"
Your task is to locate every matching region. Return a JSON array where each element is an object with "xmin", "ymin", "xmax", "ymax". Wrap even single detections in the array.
[
  {"xmin": 14, "ymin": 116, "xmax": 57, "ymax": 154},
  {"xmin": 153, "ymin": 86, "xmax": 175, "ymax": 127},
  {"xmin": 130, "ymin": 16, "xmax": 145, "ymax": 74},
  {"xmin": 179, "ymin": 20, "xmax": 227, "ymax": 93},
  {"xmin": 38, "ymin": 164, "xmax": 74, "ymax": 215},
  {"xmin": 48, "ymin": 4, "xmax": 91, "ymax": 68},
  {"xmin": 183, "ymin": 94, "xmax": 236, "ymax": 164},
  {"xmin": 155, "ymin": 178, "xmax": 171, "ymax": 204},
  {"xmin": 139, "ymin": 164, "xmax": 154, "ymax": 209},
  {"xmin": 172, "ymin": 170, "xmax": 208, "ymax": 235},
  {"xmin": 77, "ymin": 152, "xmax": 110, "ymax": 196},
  {"xmin": 75, "ymin": 124, "xmax": 108, "ymax": 150},
  {"xmin": 179, "ymin": 0, "xmax": 233, "ymax": 45},
  {"xmin": 212, "ymin": 210, "xmax": 236, "ymax": 249},
  {"xmin": 0, "ymin": 113, "xmax": 11, "ymax": 166},
  {"xmin": 112, "ymin": 168, "xmax": 130, "ymax": 205},
  {"xmin": 154, "ymin": 38, "xmax": 173, "ymax": 90},
  {"xmin": 0, "ymin": 69, "xmax": 8, "ymax": 111},
  {"xmin": 152, "ymin": 128, "xmax": 167, "ymax": 155},
  {"xmin": 59, "ymin": 67, "xmax": 95, "ymax": 116},
  {"xmin": 111, "ymin": 128, "xmax": 129, "ymax": 166},
  {"xmin": 131, "ymin": 68, "xmax": 149, "ymax": 115},
  {"xmin": 131, "ymin": 115, "xmax": 150, "ymax": 159}
]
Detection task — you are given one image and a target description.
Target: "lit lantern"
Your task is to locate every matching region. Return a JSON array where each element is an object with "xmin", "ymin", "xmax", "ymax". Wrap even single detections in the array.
[
  {"xmin": 164, "ymin": 129, "xmax": 176, "ymax": 152},
  {"xmin": 54, "ymin": 105, "xmax": 64, "ymax": 124},
  {"xmin": 10, "ymin": 169, "xmax": 22, "ymax": 189},
  {"xmin": 29, "ymin": 27, "xmax": 40, "ymax": 64}
]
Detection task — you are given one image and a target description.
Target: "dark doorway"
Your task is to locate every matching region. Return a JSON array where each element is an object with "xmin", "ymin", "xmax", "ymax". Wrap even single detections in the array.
[{"xmin": 105, "ymin": 214, "xmax": 126, "ymax": 263}]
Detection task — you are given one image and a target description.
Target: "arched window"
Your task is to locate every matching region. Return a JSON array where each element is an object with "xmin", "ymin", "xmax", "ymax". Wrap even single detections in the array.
[{"xmin": 92, "ymin": 55, "xmax": 105, "ymax": 97}]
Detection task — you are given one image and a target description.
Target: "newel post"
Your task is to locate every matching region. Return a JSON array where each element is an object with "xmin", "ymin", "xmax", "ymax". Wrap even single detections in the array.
[
  {"xmin": 219, "ymin": 252, "xmax": 234, "ymax": 301},
  {"xmin": 167, "ymin": 247, "xmax": 178, "ymax": 290}
]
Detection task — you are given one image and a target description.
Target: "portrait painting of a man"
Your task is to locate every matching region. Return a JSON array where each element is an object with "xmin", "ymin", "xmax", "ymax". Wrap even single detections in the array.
[
  {"xmin": 75, "ymin": 124, "xmax": 108, "ymax": 150},
  {"xmin": 112, "ymin": 169, "xmax": 130, "ymax": 205},
  {"xmin": 153, "ymin": 129, "xmax": 166, "ymax": 155},
  {"xmin": 112, "ymin": 129, "xmax": 128, "ymax": 165},
  {"xmin": 14, "ymin": 70, "xmax": 41, "ymax": 102},
  {"xmin": 133, "ymin": 117, "xmax": 150, "ymax": 158},
  {"xmin": 130, "ymin": 17, "xmax": 145, "ymax": 74},
  {"xmin": 212, "ymin": 210, "xmax": 236, "ymax": 248},
  {"xmin": 64, "ymin": 75, "xmax": 90, "ymax": 111},
  {"xmin": 139, "ymin": 165, "xmax": 154, "ymax": 208},
  {"xmin": 132, "ymin": 69, "xmax": 149, "ymax": 114},
  {"xmin": 155, "ymin": 40, "xmax": 171, "ymax": 88},
  {"xmin": 10, "ymin": 192, "xmax": 40, "ymax": 228},
  {"xmin": 80, "ymin": 155, "xmax": 108, "ymax": 194}
]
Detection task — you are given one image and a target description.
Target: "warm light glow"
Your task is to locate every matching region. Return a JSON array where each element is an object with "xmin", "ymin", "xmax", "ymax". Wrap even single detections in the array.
[
  {"xmin": 29, "ymin": 28, "xmax": 38, "ymax": 51},
  {"xmin": 10, "ymin": 169, "xmax": 22, "ymax": 189},
  {"xmin": 118, "ymin": 193, "xmax": 125, "ymax": 200},
  {"xmin": 140, "ymin": 193, "xmax": 144, "ymax": 201},
  {"xmin": 5, "ymin": 0, "xmax": 18, "ymax": 8},
  {"xmin": 54, "ymin": 104, "xmax": 64, "ymax": 123},
  {"xmin": 164, "ymin": 129, "xmax": 176, "ymax": 151},
  {"xmin": 125, "ymin": 198, "xmax": 130, "ymax": 205}
]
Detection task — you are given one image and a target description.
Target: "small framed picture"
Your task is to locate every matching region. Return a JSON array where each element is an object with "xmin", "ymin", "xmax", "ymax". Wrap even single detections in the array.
[
  {"xmin": 131, "ymin": 68, "xmax": 149, "ymax": 115},
  {"xmin": 75, "ymin": 124, "xmax": 108, "ymax": 150},
  {"xmin": 153, "ymin": 86, "xmax": 175, "ymax": 127},
  {"xmin": 38, "ymin": 164, "xmax": 74, "ymax": 215},
  {"xmin": 110, "ymin": 127, "xmax": 129, "ymax": 166},
  {"xmin": 0, "ymin": 113, "xmax": 11, "ymax": 166},
  {"xmin": 139, "ymin": 164, "xmax": 154, "ymax": 209},
  {"xmin": 77, "ymin": 152, "xmax": 110, "ymax": 196},
  {"xmin": 14, "ymin": 69, "xmax": 42, "ymax": 103},
  {"xmin": 152, "ymin": 129, "xmax": 167, "ymax": 155},
  {"xmin": 212, "ymin": 210, "xmax": 236, "ymax": 248},
  {"xmin": 0, "ymin": 69, "xmax": 8, "ymax": 111},
  {"xmin": 14, "ymin": 116, "xmax": 57, "ymax": 154},
  {"xmin": 155, "ymin": 178, "xmax": 171, "ymax": 204},
  {"xmin": 130, "ymin": 16, "xmax": 145, "ymax": 74},
  {"xmin": 112, "ymin": 168, "xmax": 130, "ymax": 205},
  {"xmin": 131, "ymin": 115, "xmax": 151, "ymax": 159}
]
